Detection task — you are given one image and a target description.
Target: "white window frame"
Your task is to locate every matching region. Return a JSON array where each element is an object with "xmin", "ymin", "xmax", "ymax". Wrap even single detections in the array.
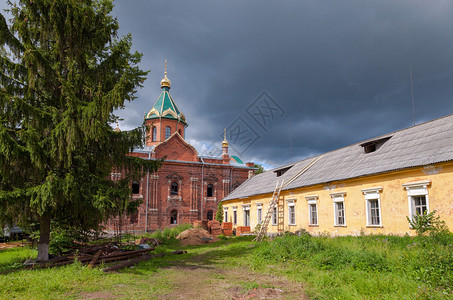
[
  {"xmin": 224, "ymin": 207, "xmax": 228, "ymax": 223},
  {"xmin": 331, "ymin": 192, "xmax": 346, "ymax": 227},
  {"xmin": 287, "ymin": 199, "xmax": 296, "ymax": 225},
  {"xmin": 232, "ymin": 206, "xmax": 237, "ymax": 225},
  {"xmin": 361, "ymin": 187, "xmax": 383, "ymax": 227},
  {"xmin": 271, "ymin": 207, "xmax": 278, "ymax": 226},
  {"xmin": 403, "ymin": 180, "xmax": 431, "ymax": 220},
  {"xmin": 242, "ymin": 204, "xmax": 250, "ymax": 227},
  {"xmin": 256, "ymin": 203, "xmax": 263, "ymax": 225},
  {"xmin": 306, "ymin": 195, "xmax": 318, "ymax": 226}
]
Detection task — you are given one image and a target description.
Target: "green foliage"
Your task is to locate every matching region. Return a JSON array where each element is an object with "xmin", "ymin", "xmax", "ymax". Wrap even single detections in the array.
[
  {"xmin": 147, "ymin": 223, "xmax": 192, "ymax": 244},
  {"xmin": 254, "ymin": 164, "xmax": 264, "ymax": 174},
  {"xmin": 407, "ymin": 210, "xmax": 449, "ymax": 236},
  {"xmin": 252, "ymin": 233, "xmax": 453, "ymax": 296},
  {"xmin": 215, "ymin": 201, "xmax": 223, "ymax": 224},
  {"xmin": 0, "ymin": 0, "xmax": 162, "ymax": 259}
]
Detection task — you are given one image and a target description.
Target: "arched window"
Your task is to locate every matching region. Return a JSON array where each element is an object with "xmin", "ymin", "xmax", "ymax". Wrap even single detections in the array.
[
  {"xmin": 170, "ymin": 210, "xmax": 178, "ymax": 224},
  {"xmin": 132, "ymin": 180, "xmax": 140, "ymax": 194},
  {"xmin": 207, "ymin": 210, "xmax": 213, "ymax": 221},
  {"xmin": 165, "ymin": 126, "xmax": 171, "ymax": 139},
  {"xmin": 207, "ymin": 184, "xmax": 214, "ymax": 197},
  {"xmin": 152, "ymin": 127, "xmax": 157, "ymax": 142},
  {"xmin": 170, "ymin": 182, "xmax": 178, "ymax": 196}
]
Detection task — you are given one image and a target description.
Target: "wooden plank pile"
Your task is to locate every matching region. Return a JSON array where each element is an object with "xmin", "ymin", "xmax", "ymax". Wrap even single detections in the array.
[{"xmin": 25, "ymin": 239, "xmax": 186, "ymax": 272}]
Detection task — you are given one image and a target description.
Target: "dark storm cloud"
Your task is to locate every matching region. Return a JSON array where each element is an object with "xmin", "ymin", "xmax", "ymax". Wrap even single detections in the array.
[
  {"xmin": 111, "ymin": 0, "xmax": 453, "ymax": 168},
  {"xmin": 3, "ymin": 1, "xmax": 453, "ymax": 168}
]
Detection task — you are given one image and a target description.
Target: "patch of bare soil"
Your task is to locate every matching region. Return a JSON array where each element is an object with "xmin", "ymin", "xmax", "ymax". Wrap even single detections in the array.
[
  {"xmin": 0, "ymin": 241, "xmax": 28, "ymax": 250},
  {"xmin": 229, "ymin": 287, "xmax": 284, "ymax": 300},
  {"xmin": 176, "ymin": 228, "xmax": 219, "ymax": 246},
  {"xmin": 156, "ymin": 251, "xmax": 307, "ymax": 300}
]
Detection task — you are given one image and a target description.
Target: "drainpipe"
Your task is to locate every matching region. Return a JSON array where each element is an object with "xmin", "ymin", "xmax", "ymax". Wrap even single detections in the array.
[
  {"xmin": 200, "ymin": 157, "xmax": 205, "ymax": 220},
  {"xmin": 145, "ymin": 151, "xmax": 150, "ymax": 233},
  {"xmin": 230, "ymin": 167, "xmax": 233, "ymax": 195}
]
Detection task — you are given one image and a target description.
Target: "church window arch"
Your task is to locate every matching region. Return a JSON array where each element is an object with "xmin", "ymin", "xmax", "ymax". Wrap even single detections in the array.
[
  {"xmin": 170, "ymin": 181, "xmax": 179, "ymax": 196},
  {"xmin": 170, "ymin": 210, "xmax": 178, "ymax": 224},
  {"xmin": 165, "ymin": 126, "xmax": 171, "ymax": 139},
  {"xmin": 207, "ymin": 210, "xmax": 214, "ymax": 221},
  {"xmin": 152, "ymin": 127, "xmax": 157, "ymax": 141},
  {"xmin": 132, "ymin": 180, "xmax": 140, "ymax": 194},
  {"xmin": 207, "ymin": 184, "xmax": 214, "ymax": 197}
]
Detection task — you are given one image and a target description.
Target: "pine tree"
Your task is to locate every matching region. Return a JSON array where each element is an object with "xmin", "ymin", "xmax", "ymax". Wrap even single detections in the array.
[
  {"xmin": 0, "ymin": 0, "xmax": 161, "ymax": 261},
  {"xmin": 215, "ymin": 201, "xmax": 223, "ymax": 224}
]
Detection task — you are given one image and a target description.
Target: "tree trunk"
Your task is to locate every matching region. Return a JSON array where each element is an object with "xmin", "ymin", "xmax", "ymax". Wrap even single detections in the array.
[{"xmin": 36, "ymin": 212, "xmax": 51, "ymax": 262}]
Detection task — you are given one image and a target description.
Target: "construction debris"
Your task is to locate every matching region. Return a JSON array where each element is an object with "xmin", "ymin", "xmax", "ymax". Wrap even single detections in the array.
[
  {"xmin": 221, "ymin": 222, "xmax": 233, "ymax": 236},
  {"xmin": 207, "ymin": 220, "xmax": 222, "ymax": 236},
  {"xmin": 176, "ymin": 228, "xmax": 219, "ymax": 246},
  {"xmin": 15, "ymin": 237, "xmax": 178, "ymax": 272}
]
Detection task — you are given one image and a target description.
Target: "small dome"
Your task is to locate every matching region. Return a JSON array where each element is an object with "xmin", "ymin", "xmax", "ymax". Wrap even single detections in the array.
[
  {"xmin": 160, "ymin": 74, "xmax": 171, "ymax": 89},
  {"xmin": 222, "ymin": 128, "xmax": 229, "ymax": 147},
  {"xmin": 160, "ymin": 59, "xmax": 171, "ymax": 89}
]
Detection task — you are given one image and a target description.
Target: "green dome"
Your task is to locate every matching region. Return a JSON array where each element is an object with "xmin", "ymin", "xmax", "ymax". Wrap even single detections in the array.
[{"xmin": 145, "ymin": 86, "xmax": 187, "ymax": 125}]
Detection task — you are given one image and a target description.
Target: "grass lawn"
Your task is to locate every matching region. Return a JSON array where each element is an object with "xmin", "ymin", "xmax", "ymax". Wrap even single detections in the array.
[{"xmin": 0, "ymin": 233, "xmax": 452, "ymax": 299}]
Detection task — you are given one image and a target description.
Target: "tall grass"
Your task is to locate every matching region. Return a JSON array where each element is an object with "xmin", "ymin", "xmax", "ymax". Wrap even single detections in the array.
[
  {"xmin": 146, "ymin": 223, "xmax": 192, "ymax": 241},
  {"xmin": 252, "ymin": 233, "xmax": 453, "ymax": 299}
]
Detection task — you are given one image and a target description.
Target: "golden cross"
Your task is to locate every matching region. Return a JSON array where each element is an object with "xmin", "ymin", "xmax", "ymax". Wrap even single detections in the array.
[{"xmin": 164, "ymin": 59, "xmax": 167, "ymax": 75}]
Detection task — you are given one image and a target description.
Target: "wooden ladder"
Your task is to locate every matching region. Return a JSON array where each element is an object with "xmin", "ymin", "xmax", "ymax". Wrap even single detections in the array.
[
  {"xmin": 253, "ymin": 155, "xmax": 324, "ymax": 241},
  {"xmin": 254, "ymin": 181, "xmax": 283, "ymax": 241}
]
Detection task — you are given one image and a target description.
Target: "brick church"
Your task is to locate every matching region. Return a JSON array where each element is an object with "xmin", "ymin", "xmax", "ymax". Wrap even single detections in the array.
[{"xmin": 107, "ymin": 65, "xmax": 255, "ymax": 232}]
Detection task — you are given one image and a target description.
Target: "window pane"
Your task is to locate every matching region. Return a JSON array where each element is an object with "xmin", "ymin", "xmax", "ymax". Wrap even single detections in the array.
[
  {"xmin": 368, "ymin": 199, "xmax": 380, "ymax": 225},
  {"xmin": 336, "ymin": 202, "xmax": 345, "ymax": 225},
  {"xmin": 310, "ymin": 204, "xmax": 317, "ymax": 225}
]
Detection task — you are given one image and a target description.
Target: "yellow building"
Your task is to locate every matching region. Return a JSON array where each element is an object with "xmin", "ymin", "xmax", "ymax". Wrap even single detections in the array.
[{"xmin": 221, "ymin": 114, "xmax": 453, "ymax": 236}]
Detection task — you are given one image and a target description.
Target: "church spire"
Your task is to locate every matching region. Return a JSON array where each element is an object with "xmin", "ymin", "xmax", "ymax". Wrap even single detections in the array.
[{"xmin": 160, "ymin": 59, "xmax": 171, "ymax": 89}]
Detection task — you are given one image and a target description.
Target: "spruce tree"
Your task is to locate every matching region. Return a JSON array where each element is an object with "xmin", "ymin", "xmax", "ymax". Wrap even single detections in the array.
[{"xmin": 0, "ymin": 0, "xmax": 161, "ymax": 261}]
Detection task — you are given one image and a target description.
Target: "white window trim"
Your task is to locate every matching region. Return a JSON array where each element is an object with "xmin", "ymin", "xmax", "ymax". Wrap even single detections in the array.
[
  {"xmin": 271, "ymin": 207, "xmax": 278, "ymax": 226},
  {"xmin": 403, "ymin": 180, "xmax": 431, "ymax": 220},
  {"xmin": 306, "ymin": 196, "xmax": 318, "ymax": 226},
  {"xmin": 242, "ymin": 205, "xmax": 250, "ymax": 226},
  {"xmin": 361, "ymin": 187, "xmax": 383, "ymax": 227},
  {"xmin": 287, "ymin": 199, "xmax": 296, "ymax": 225},
  {"xmin": 232, "ymin": 206, "xmax": 237, "ymax": 225},
  {"xmin": 256, "ymin": 205, "xmax": 262, "ymax": 224},
  {"xmin": 223, "ymin": 207, "xmax": 228, "ymax": 223},
  {"xmin": 331, "ymin": 192, "xmax": 346, "ymax": 227}
]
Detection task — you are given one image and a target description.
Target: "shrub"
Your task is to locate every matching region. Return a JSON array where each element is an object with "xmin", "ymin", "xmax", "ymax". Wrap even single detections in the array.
[{"xmin": 406, "ymin": 210, "xmax": 449, "ymax": 237}]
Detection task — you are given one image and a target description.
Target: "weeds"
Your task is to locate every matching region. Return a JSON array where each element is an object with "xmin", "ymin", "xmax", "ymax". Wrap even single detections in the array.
[{"xmin": 252, "ymin": 232, "xmax": 453, "ymax": 298}]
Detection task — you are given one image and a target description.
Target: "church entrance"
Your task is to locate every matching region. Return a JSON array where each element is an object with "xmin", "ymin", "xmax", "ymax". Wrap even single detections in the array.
[
  {"xmin": 170, "ymin": 210, "xmax": 178, "ymax": 224},
  {"xmin": 207, "ymin": 210, "xmax": 213, "ymax": 221}
]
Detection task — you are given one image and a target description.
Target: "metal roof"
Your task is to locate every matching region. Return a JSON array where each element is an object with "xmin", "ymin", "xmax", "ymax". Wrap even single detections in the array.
[{"xmin": 223, "ymin": 114, "xmax": 453, "ymax": 201}]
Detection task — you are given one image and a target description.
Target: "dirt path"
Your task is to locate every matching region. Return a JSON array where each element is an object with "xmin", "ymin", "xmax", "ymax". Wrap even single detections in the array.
[{"xmin": 153, "ymin": 248, "xmax": 307, "ymax": 300}]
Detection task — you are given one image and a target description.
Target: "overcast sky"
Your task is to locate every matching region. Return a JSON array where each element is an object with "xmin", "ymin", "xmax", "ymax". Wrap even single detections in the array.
[{"xmin": 3, "ymin": 1, "xmax": 453, "ymax": 169}]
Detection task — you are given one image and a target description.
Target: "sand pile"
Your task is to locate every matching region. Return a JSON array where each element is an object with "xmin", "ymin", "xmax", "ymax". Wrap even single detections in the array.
[{"xmin": 176, "ymin": 228, "xmax": 219, "ymax": 246}]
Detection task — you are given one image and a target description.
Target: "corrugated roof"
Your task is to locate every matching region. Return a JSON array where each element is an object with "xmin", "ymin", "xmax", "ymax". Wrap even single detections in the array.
[{"xmin": 223, "ymin": 114, "xmax": 453, "ymax": 201}]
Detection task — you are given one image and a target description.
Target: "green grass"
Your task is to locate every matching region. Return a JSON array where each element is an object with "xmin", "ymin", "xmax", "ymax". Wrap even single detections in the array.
[
  {"xmin": 250, "ymin": 233, "xmax": 453, "ymax": 299},
  {"xmin": 0, "ymin": 233, "xmax": 452, "ymax": 299}
]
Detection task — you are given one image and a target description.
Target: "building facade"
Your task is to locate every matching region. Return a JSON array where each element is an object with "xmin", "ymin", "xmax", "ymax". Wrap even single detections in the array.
[
  {"xmin": 222, "ymin": 115, "xmax": 453, "ymax": 236},
  {"xmin": 107, "ymin": 66, "xmax": 255, "ymax": 232}
]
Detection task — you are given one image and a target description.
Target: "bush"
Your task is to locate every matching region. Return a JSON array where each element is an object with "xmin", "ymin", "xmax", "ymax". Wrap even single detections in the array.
[{"xmin": 406, "ymin": 210, "xmax": 449, "ymax": 237}]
